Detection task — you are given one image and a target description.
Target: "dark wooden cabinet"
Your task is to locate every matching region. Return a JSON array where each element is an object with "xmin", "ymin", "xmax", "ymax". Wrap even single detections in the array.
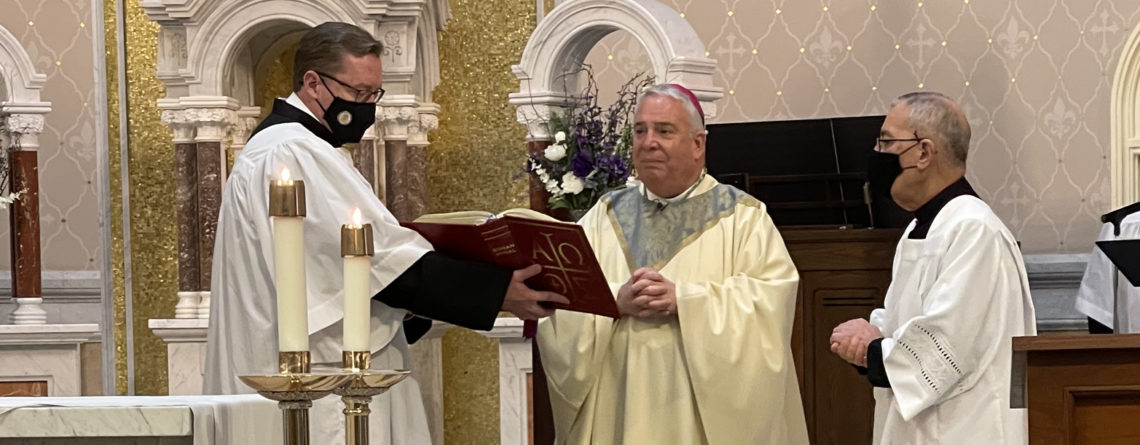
[
  {"xmin": 783, "ymin": 228, "xmax": 902, "ymax": 445},
  {"xmin": 1013, "ymin": 334, "xmax": 1140, "ymax": 445}
]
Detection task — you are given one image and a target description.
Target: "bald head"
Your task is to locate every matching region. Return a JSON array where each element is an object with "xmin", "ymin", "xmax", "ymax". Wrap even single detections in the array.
[{"xmin": 891, "ymin": 92, "xmax": 971, "ymax": 166}]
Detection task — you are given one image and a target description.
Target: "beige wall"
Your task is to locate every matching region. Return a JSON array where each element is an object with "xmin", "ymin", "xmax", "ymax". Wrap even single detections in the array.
[
  {"xmin": 0, "ymin": 0, "xmax": 101, "ymax": 270},
  {"xmin": 585, "ymin": 0, "xmax": 1140, "ymax": 254}
]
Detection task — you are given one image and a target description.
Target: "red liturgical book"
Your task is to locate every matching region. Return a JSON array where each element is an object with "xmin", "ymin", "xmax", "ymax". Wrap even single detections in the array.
[{"xmin": 401, "ymin": 216, "xmax": 620, "ymax": 320}]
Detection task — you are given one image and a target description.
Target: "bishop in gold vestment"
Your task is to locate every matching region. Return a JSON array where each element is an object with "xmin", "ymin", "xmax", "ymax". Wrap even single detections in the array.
[{"xmin": 537, "ymin": 84, "xmax": 809, "ymax": 445}]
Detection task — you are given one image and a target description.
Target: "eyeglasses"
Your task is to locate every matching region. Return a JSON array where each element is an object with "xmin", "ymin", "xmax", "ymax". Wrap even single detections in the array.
[
  {"xmin": 315, "ymin": 71, "xmax": 386, "ymax": 104},
  {"xmin": 875, "ymin": 131, "xmax": 925, "ymax": 152}
]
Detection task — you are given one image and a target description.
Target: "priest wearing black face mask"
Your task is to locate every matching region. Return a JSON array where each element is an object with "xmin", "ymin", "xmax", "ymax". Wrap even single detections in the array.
[
  {"xmin": 829, "ymin": 92, "xmax": 1037, "ymax": 444},
  {"xmin": 205, "ymin": 22, "xmax": 569, "ymax": 443}
]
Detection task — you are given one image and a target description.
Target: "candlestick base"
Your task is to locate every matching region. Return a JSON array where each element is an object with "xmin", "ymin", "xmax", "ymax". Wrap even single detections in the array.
[
  {"xmin": 333, "ymin": 369, "xmax": 411, "ymax": 445},
  {"xmin": 239, "ymin": 372, "xmax": 354, "ymax": 445}
]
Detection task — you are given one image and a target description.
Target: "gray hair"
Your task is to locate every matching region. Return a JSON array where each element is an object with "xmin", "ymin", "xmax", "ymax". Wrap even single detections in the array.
[
  {"xmin": 892, "ymin": 92, "xmax": 971, "ymax": 165},
  {"xmin": 636, "ymin": 84, "xmax": 707, "ymax": 135}
]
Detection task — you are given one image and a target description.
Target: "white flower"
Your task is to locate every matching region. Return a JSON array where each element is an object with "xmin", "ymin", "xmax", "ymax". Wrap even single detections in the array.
[
  {"xmin": 0, "ymin": 190, "xmax": 23, "ymax": 209},
  {"xmin": 554, "ymin": 131, "xmax": 566, "ymax": 143},
  {"xmin": 544, "ymin": 178, "xmax": 562, "ymax": 195},
  {"xmin": 561, "ymin": 172, "xmax": 585, "ymax": 195},
  {"xmin": 544, "ymin": 143, "xmax": 567, "ymax": 162},
  {"xmin": 625, "ymin": 175, "xmax": 641, "ymax": 189}
]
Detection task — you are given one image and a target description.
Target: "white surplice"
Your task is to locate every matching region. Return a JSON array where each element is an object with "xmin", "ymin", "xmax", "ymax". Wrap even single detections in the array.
[
  {"xmin": 1075, "ymin": 213, "xmax": 1140, "ymax": 332},
  {"xmin": 869, "ymin": 195, "xmax": 1036, "ymax": 444},
  {"xmin": 204, "ymin": 94, "xmax": 433, "ymax": 444}
]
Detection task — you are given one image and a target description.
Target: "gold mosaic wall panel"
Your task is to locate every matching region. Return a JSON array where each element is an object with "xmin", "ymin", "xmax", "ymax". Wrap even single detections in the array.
[
  {"xmin": 117, "ymin": 0, "xmax": 176, "ymax": 395},
  {"xmin": 429, "ymin": 0, "xmax": 538, "ymax": 443}
]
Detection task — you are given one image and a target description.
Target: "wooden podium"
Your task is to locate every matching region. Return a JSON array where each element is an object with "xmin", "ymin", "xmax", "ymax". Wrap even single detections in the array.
[{"xmin": 1012, "ymin": 334, "xmax": 1140, "ymax": 444}]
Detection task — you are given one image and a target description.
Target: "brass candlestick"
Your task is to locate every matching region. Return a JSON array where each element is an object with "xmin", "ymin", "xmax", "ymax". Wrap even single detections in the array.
[
  {"xmin": 335, "ymin": 351, "xmax": 411, "ymax": 445},
  {"xmin": 240, "ymin": 351, "xmax": 354, "ymax": 445}
]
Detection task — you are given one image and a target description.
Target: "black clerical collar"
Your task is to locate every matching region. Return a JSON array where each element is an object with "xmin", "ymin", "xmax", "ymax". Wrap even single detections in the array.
[
  {"xmin": 249, "ymin": 98, "xmax": 339, "ymax": 148},
  {"xmin": 909, "ymin": 177, "xmax": 978, "ymax": 239}
]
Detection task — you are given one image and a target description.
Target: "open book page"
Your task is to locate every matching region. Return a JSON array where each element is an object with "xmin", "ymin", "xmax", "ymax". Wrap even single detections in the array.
[
  {"xmin": 410, "ymin": 210, "xmax": 495, "ymax": 225},
  {"xmin": 412, "ymin": 208, "xmax": 558, "ymax": 225}
]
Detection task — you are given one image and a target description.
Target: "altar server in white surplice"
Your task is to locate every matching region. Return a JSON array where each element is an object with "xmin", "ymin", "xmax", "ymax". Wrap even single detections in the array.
[
  {"xmin": 205, "ymin": 22, "xmax": 567, "ymax": 445},
  {"xmin": 830, "ymin": 92, "xmax": 1037, "ymax": 444},
  {"xmin": 537, "ymin": 84, "xmax": 809, "ymax": 445},
  {"xmin": 1075, "ymin": 211, "xmax": 1140, "ymax": 333}
]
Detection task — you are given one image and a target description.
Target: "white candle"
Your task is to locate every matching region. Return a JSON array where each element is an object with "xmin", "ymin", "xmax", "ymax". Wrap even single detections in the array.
[
  {"xmin": 342, "ymin": 208, "xmax": 374, "ymax": 352},
  {"xmin": 270, "ymin": 167, "xmax": 309, "ymax": 352}
]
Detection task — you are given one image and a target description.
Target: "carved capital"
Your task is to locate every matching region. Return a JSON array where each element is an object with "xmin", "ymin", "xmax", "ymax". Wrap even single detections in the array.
[
  {"xmin": 184, "ymin": 108, "xmax": 238, "ymax": 142},
  {"xmin": 515, "ymin": 105, "xmax": 565, "ymax": 142},
  {"xmin": 408, "ymin": 111, "xmax": 439, "ymax": 147},
  {"xmin": 0, "ymin": 114, "xmax": 44, "ymax": 150},
  {"xmin": 161, "ymin": 109, "xmax": 196, "ymax": 143},
  {"xmin": 229, "ymin": 108, "xmax": 261, "ymax": 146},
  {"xmin": 379, "ymin": 105, "xmax": 418, "ymax": 140},
  {"xmin": 1, "ymin": 114, "xmax": 45, "ymax": 136}
]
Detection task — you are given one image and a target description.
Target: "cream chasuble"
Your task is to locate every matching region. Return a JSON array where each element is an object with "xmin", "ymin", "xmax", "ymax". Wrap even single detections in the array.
[
  {"xmin": 205, "ymin": 94, "xmax": 432, "ymax": 444},
  {"xmin": 870, "ymin": 196, "xmax": 1035, "ymax": 444},
  {"xmin": 537, "ymin": 175, "xmax": 809, "ymax": 445}
]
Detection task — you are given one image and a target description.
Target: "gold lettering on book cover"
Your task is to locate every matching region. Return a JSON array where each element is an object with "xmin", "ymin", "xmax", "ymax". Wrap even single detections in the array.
[{"xmin": 532, "ymin": 232, "xmax": 590, "ymax": 295}]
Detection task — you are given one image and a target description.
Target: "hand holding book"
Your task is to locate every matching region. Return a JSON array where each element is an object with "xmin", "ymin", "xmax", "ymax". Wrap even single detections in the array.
[
  {"xmin": 402, "ymin": 209, "xmax": 621, "ymax": 320},
  {"xmin": 503, "ymin": 264, "xmax": 570, "ymax": 319}
]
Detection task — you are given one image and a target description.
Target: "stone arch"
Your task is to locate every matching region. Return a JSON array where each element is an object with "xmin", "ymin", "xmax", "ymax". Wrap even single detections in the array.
[
  {"xmin": 188, "ymin": 0, "xmax": 355, "ymax": 98},
  {"xmin": 0, "ymin": 24, "xmax": 49, "ymax": 111},
  {"xmin": 509, "ymin": 0, "xmax": 722, "ymax": 140},
  {"xmin": 1111, "ymin": 23, "xmax": 1140, "ymax": 208}
]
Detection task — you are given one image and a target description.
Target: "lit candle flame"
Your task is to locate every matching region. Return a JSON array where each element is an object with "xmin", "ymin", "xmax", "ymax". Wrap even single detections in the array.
[
  {"xmin": 351, "ymin": 208, "xmax": 363, "ymax": 228},
  {"xmin": 280, "ymin": 167, "xmax": 292, "ymax": 185}
]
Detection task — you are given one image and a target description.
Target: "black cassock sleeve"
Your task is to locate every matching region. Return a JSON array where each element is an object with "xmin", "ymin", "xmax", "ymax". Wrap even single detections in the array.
[
  {"xmin": 855, "ymin": 338, "xmax": 892, "ymax": 388},
  {"xmin": 374, "ymin": 251, "xmax": 511, "ymax": 333}
]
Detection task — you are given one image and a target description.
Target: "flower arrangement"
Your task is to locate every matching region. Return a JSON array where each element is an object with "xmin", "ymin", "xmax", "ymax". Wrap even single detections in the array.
[{"xmin": 526, "ymin": 67, "xmax": 654, "ymax": 216}]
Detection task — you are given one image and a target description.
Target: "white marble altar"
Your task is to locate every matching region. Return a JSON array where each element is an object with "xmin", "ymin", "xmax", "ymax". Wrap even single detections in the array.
[
  {"xmin": 0, "ymin": 395, "xmax": 277, "ymax": 445},
  {"xmin": 149, "ymin": 319, "xmax": 208, "ymax": 396},
  {"xmin": 477, "ymin": 317, "xmax": 532, "ymax": 445},
  {"xmin": 408, "ymin": 321, "xmax": 452, "ymax": 445},
  {"xmin": 0, "ymin": 324, "xmax": 99, "ymax": 397}
]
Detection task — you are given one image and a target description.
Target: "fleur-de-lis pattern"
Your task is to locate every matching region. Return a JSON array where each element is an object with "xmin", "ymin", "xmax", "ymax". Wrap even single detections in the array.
[
  {"xmin": 583, "ymin": 0, "xmax": 1140, "ymax": 253},
  {"xmin": 0, "ymin": 2, "xmax": 100, "ymax": 270},
  {"xmin": 1043, "ymin": 98, "xmax": 1078, "ymax": 139}
]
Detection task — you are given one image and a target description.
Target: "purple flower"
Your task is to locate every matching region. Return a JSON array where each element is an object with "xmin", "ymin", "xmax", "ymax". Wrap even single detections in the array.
[
  {"xmin": 571, "ymin": 150, "xmax": 594, "ymax": 178},
  {"xmin": 598, "ymin": 154, "xmax": 628, "ymax": 180}
]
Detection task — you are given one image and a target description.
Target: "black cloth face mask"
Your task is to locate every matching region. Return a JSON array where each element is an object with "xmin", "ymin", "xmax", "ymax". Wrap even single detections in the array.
[
  {"xmin": 317, "ymin": 77, "xmax": 377, "ymax": 146},
  {"xmin": 866, "ymin": 141, "xmax": 919, "ymax": 198}
]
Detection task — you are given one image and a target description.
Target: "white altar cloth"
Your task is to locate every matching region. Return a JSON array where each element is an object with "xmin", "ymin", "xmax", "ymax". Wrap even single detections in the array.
[{"xmin": 0, "ymin": 395, "xmax": 280, "ymax": 444}]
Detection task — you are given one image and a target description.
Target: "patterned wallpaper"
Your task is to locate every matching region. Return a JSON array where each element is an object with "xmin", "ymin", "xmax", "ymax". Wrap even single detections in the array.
[
  {"xmin": 0, "ymin": 1, "xmax": 101, "ymax": 270},
  {"xmin": 584, "ymin": 0, "xmax": 1140, "ymax": 254}
]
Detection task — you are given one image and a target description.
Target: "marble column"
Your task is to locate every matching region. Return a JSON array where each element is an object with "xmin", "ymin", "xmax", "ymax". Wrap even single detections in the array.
[
  {"xmin": 353, "ymin": 139, "xmax": 376, "ymax": 188},
  {"xmin": 405, "ymin": 106, "xmax": 439, "ymax": 220},
  {"xmin": 190, "ymin": 109, "xmax": 235, "ymax": 303},
  {"xmin": 381, "ymin": 103, "xmax": 418, "ymax": 221},
  {"xmin": 162, "ymin": 109, "xmax": 201, "ymax": 319},
  {"xmin": 516, "ymin": 105, "xmax": 558, "ymax": 214},
  {"xmin": 527, "ymin": 140, "xmax": 553, "ymax": 213},
  {"xmin": 3, "ymin": 114, "xmax": 46, "ymax": 325}
]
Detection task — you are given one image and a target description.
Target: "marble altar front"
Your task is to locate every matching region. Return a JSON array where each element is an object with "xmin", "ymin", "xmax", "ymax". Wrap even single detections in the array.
[{"xmin": 0, "ymin": 395, "xmax": 278, "ymax": 444}]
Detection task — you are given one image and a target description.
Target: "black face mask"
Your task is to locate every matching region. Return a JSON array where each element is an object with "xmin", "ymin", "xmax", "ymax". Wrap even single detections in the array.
[
  {"xmin": 318, "ymin": 79, "xmax": 376, "ymax": 146},
  {"xmin": 866, "ymin": 142, "xmax": 919, "ymax": 198}
]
